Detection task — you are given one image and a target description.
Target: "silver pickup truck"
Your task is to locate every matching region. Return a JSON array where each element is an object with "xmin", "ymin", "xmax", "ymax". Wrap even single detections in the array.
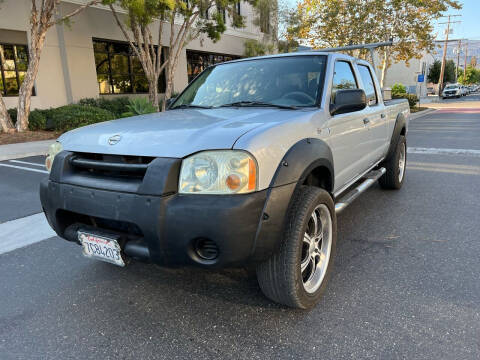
[{"xmin": 40, "ymin": 52, "xmax": 409, "ymax": 309}]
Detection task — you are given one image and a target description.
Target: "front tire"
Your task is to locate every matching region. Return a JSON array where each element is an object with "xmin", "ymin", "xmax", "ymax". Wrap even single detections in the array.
[
  {"xmin": 256, "ymin": 186, "xmax": 337, "ymax": 309},
  {"xmin": 379, "ymin": 135, "xmax": 406, "ymax": 189}
]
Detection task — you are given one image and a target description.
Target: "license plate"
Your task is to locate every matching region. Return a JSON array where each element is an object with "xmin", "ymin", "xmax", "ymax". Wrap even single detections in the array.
[{"xmin": 78, "ymin": 231, "xmax": 125, "ymax": 267}]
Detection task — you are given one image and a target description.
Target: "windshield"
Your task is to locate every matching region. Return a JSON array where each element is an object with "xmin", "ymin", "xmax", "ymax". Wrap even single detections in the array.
[
  {"xmin": 171, "ymin": 55, "xmax": 327, "ymax": 109},
  {"xmin": 445, "ymin": 85, "xmax": 458, "ymax": 90}
]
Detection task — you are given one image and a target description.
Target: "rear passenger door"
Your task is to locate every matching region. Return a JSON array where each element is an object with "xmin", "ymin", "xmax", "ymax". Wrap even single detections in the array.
[
  {"xmin": 357, "ymin": 63, "xmax": 388, "ymax": 164},
  {"xmin": 326, "ymin": 60, "xmax": 372, "ymax": 192}
]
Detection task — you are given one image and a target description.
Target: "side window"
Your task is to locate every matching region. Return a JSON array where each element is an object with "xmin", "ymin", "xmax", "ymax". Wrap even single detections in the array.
[
  {"xmin": 358, "ymin": 64, "xmax": 378, "ymax": 105},
  {"xmin": 331, "ymin": 61, "xmax": 357, "ymax": 103}
]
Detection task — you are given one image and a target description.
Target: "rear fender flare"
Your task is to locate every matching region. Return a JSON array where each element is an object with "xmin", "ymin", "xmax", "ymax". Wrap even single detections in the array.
[{"xmin": 385, "ymin": 113, "xmax": 407, "ymax": 160}]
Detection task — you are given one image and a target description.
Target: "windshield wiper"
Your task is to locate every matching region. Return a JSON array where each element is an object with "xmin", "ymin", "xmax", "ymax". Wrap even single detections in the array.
[
  {"xmin": 218, "ymin": 101, "xmax": 298, "ymax": 110},
  {"xmin": 171, "ymin": 104, "xmax": 213, "ymax": 110}
]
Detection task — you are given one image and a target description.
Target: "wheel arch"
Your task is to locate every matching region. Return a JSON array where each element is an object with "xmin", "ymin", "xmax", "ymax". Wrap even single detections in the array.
[
  {"xmin": 269, "ymin": 138, "xmax": 334, "ymax": 193},
  {"xmin": 385, "ymin": 112, "xmax": 407, "ymax": 160}
]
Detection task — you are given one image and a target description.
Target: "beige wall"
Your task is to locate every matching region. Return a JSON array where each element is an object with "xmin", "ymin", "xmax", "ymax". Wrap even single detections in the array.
[
  {"xmin": 0, "ymin": 0, "xmax": 264, "ymax": 109},
  {"xmin": 373, "ymin": 52, "xmax": 435, "ymax": 97},
  {"xmin": 1, "ymin": 0, "xmax": 69, "ymax": 110}
]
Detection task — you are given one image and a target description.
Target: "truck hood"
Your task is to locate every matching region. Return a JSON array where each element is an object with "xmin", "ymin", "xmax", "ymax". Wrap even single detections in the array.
[{"xmin": 58, "ymin": 108, "xmax": 299, "ymax": 158}]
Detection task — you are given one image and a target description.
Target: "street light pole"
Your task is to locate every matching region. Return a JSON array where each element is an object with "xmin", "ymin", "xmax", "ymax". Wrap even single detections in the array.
[{"xmin": 464, "ymin": 40, "xmax": 468, "ymax": 81}]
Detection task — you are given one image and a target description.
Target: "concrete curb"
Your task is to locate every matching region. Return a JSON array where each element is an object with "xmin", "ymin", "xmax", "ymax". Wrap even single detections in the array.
[
  {"xmin": 409, "ymin": 108, "xmax": 436, "ymax": 120},
  {"xmin": 0, "ymin": 140, "xmax": 55, "ymax": 161}
]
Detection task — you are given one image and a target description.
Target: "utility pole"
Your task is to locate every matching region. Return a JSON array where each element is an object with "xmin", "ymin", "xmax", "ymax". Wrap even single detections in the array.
[
  {"xmin": 464, "ymin": 40, "xmax": 468, "ymax": 81},
  {"xmin": 438, "ymin": 15, "xmax": 461, "ymax": 95},
  {"xmin": 456, "ymin": 39, "xmax": 462, "ymax": 81}
]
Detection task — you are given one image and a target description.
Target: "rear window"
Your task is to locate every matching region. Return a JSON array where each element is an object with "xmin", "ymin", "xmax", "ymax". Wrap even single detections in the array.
[{"xmin": 357, "ymin": 64, "xmax": 378, "ymax": 105}]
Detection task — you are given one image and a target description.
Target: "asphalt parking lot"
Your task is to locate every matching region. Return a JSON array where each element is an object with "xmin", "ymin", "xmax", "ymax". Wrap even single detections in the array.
[{"xmin": 1, "ymin": 98, "xmax": 479, "ymax": 359}]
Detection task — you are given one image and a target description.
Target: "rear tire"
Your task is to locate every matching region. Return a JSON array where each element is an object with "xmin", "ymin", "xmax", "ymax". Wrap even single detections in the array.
[
  {"xmin": 256, "ymin": 186, "xmax": 337, "ymax": 309},
  {"xmin": 379, "ymin": 135, "xmax": 406, "ymax": 190}
]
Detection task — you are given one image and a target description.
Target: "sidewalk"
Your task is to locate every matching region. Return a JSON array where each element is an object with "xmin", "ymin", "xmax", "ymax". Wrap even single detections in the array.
[
  {"xmin": 0, "ymin": 140, "xmax": 55, "ymax": 161},
  {"xmin": 409, "ymin": 107, "xmax": 436, "ymax": 120}
]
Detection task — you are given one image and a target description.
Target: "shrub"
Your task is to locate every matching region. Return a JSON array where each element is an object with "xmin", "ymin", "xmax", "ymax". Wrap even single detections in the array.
[
  {"xmin": 122, "ymin": 97, "xmax": 157, "ymax": 117},
  {"xmin": 78, "ymin": 97, "xmax": 130, "ymax": 118},
  {"xmin": 28, "ymin": 110, "xmax": 47, "ymax": 130},
  {"xmin": 77, "ymin": 98, "xmax": 98, "ymax": 107},
  {"xmin": 50, "ymin": 105, "xmax": 115, "ymax": 132},
  {"xmin": 41, "ymin": 108, "xmax": 57, "ymax": 130},
  {"xmin": 7, "ymin": 108, "xmax": 17, "ymax": 124},
  {"xmin": 6, "ymin": 108, "xmax": 47, "ymax": 130},
  {"xmin": 391, "ymin": 83, "xmax": 407, "ymax": 97},
  {"xmin": 404, "ymin": 93, "xmax": 419, "ymax": 108},
  {"xmin": 393, "ymin": 93, "xmax": 418, "ymax": 109}
]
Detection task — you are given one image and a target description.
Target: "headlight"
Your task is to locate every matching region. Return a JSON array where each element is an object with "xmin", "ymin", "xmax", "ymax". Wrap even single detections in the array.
[
  {"xmin": 179, "ymin": 151, "xmax": 257, "ymax": 194},
  {"xmin": 45, "ymin": 141, "xmax": 63, "ymax": 172}
]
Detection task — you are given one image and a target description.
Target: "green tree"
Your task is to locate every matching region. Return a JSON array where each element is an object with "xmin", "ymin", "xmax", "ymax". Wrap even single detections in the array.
[
  {"xmin": 277, "ymin": 39, "xmax": 299, "ymax": 53},
  {"xmin": 458, "ymin": 65, "xmax": 480, "ymax": 85},
  {"xmin": 244, "ymin": 39, "xmax": 275, "ymax": 57},
  {"xmin": 107, "ymin": 0, "xmax": 261, "ymax": 111},
  {"xmin": 0, "ymin": 0, "xmax": 14, "ymax": 132},
  {"xmin": 290, "ymin": 0, "xmax": 462, "ymax": 88},
  {"xmin": 7, "ymin": 0, "xmax": 102, "ymax": 132},
  {"xmin": 105, "ymin": 0, "xmax": 174, "ymax": 110},
  {"xmin": 427, "ymin": 60, "xmax": 456, "ymax": 84}
]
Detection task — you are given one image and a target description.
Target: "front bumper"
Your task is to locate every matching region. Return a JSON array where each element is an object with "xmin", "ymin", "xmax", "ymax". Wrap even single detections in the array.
[
  {"xmin": 443, "ymin": 92, "xmax": 458, "ymax": 97},
  {"xmin": 40, "ymin": 152, "xmax": 295, "ymax": 268}
]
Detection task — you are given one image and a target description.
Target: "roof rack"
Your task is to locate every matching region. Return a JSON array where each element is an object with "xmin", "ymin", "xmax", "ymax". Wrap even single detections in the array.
[{"xmin": 313, "ymin": 40, "xmax": 394, "ymax": 69}]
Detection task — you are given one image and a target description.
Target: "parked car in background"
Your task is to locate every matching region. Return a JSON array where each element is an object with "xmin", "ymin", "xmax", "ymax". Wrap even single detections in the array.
[
  {"xmin": 442, "ymin": 84, "xmax": 461, "ymax": 99},
  {"xmin": 426, "ymin": 87, "xmax": 435, "ymax": 95}
]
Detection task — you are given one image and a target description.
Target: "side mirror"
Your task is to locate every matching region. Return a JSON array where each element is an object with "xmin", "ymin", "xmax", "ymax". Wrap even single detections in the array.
[
  {"xmin": 330, "ymin": 89, "xmax": 367, "ymax": 116},
  {"xmin": 166, "ymin": 97, "xmax": 177, "ymax": 109}
]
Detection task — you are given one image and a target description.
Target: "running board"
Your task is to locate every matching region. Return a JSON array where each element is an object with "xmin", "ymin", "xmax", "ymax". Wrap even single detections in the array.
[{"xmin": 335, "ymin": 167, "xmax": 386, "ymax": 214}]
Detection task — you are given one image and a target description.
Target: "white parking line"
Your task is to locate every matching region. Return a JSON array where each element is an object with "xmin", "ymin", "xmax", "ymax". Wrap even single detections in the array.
[
  {"xmin": 0, "ymin": 163, "xmax": 49, "ymax": 174},
  {"xmin": 408, "ymin": 147, "xmax": 480, "ymax": 157},
  {"xmin": 9, "ymin": 159, "xmax": 46, "ymax": 168},
  {"xmin": 0, "ymin": 213, "xmax": 56, "ymax": 255}
]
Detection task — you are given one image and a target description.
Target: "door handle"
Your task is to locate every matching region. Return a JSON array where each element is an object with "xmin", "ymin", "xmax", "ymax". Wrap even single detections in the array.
[
  {"xmin": 381, "ymin": 113, "xmax": 386, "ymax": 119},
  {"xmin": 363, "ymin": 118, "xmax": 370, "ymax": 125}
]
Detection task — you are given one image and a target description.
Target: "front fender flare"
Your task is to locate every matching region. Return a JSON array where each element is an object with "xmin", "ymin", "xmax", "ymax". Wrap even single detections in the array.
[
  {"xmin": 269, "ymin": 138, "xmax": 334, "ymax": 191},
  {"xmin": 251, "ymin": 138, "xmax": 334, "ymax": 261}
]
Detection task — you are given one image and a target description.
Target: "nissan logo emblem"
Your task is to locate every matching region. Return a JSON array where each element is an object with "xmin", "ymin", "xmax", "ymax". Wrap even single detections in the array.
[{"xmin": 108, "ymin": 134, "xmax": 122, "ymax": 145}]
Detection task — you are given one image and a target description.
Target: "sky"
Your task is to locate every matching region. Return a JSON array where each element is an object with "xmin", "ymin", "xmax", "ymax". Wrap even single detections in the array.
[{"xmin": 432, "ymin": 0, "xmax": 480, "ymax": 41}]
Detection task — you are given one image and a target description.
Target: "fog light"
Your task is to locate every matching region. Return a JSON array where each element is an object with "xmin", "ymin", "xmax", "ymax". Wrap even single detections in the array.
[{"xmin": 194, "ymin": 238, "xmax": 219, "ymax": 261}]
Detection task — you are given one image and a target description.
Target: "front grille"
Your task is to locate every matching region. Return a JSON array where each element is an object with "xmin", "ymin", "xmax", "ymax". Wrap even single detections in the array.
[{"xmin": 69, "ymin": 153, "xmax": 154, "ymax": 179}]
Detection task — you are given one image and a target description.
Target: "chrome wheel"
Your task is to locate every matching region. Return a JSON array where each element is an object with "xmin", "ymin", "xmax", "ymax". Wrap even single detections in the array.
[
  {"xmin": 398, "ymin": 142, "xmax": 406, "ymax": 183},
  {"xmin": 300, "ymin": 204, "xmax": 332, "ymax": 294}
]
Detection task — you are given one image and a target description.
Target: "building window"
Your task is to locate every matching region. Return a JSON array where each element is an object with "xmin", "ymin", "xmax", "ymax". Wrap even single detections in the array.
[
  {"xmin": 186, "ymin": 50, "xmax": 240, "ymax": 83},
  {"xmin": 93, "ymin": 39, "xmax": 166, "ymax": 95},
  {"xmin": 236, "ymin": 1, "xmax": 241, "ymax": 15},
  {"xmin": 0, "ymin": 43, "xmax": 31, "ymax": 96}
]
